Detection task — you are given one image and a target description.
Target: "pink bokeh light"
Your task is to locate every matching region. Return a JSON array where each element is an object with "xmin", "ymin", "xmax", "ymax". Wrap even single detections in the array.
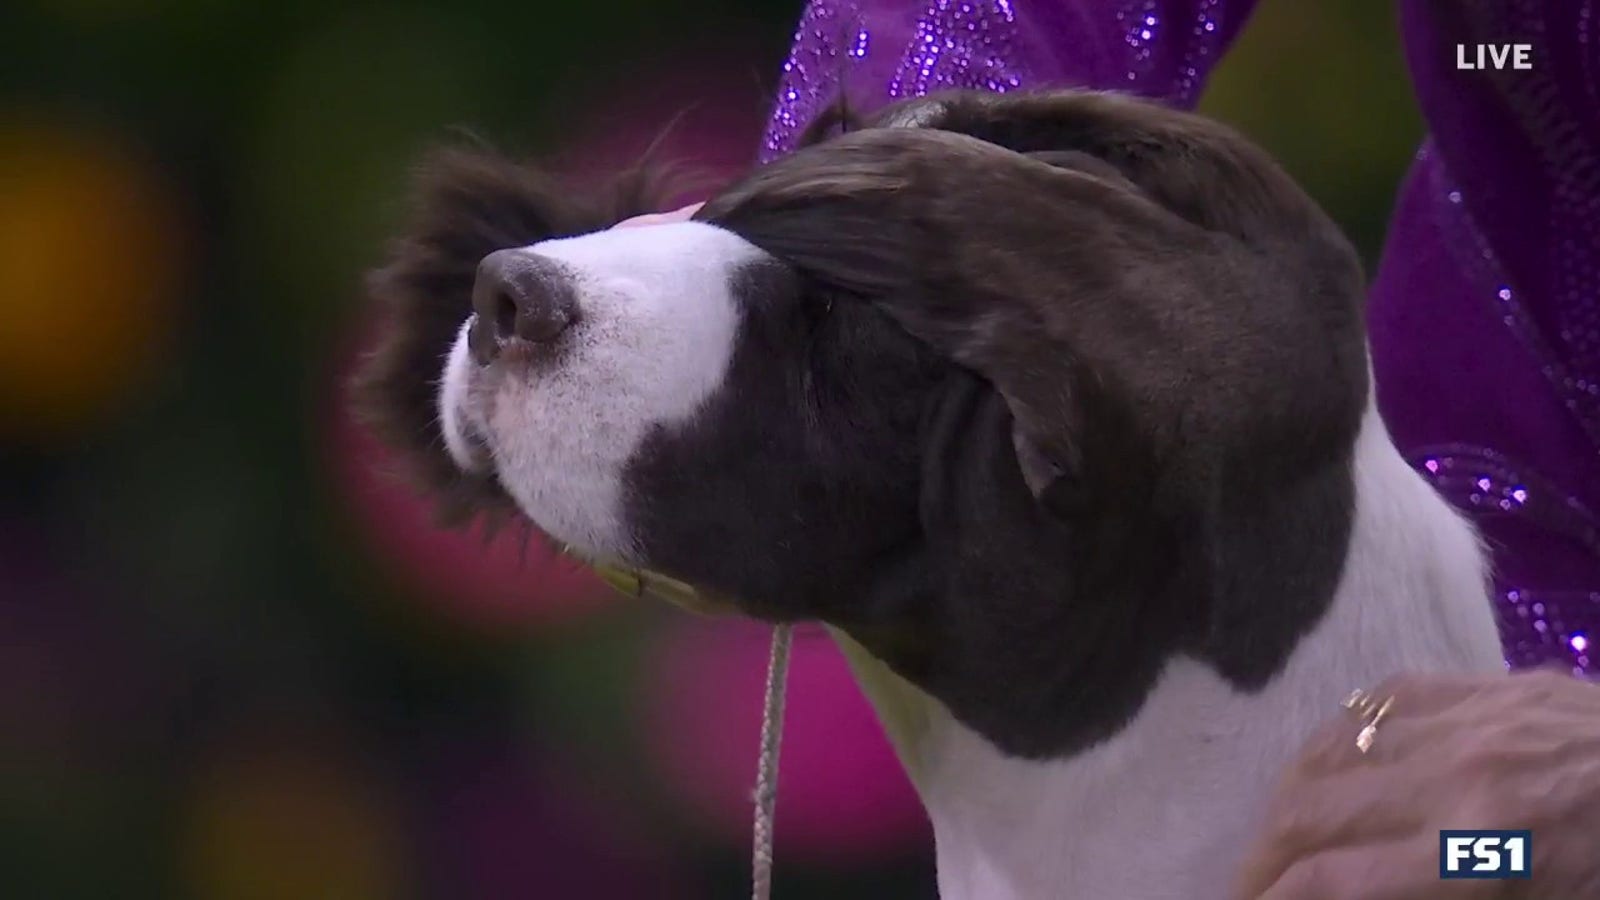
[{"xmin": 639, "ymin": 618, "xmax": 930, "ymax": 864}]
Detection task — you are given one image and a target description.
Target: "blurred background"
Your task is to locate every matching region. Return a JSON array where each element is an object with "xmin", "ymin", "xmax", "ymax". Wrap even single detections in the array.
[{"xmin": 0, "ymin": 1, "xmax": 1420, "ymax": 897}]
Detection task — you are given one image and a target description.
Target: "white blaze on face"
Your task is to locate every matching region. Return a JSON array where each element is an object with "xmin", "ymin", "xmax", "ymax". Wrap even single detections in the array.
[{"xmin": 438, "ymin": 221, "xmax": 764, "ymax": 563}]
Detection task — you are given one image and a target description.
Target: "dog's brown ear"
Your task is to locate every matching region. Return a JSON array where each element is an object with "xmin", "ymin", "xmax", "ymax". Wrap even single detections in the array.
[
  {"xmin": 351, "ymin": 143, "xmax": 671, "ymax": 524},
  {"xmin": 703, "ymin": 105, "xmax": 1367, "ymax": 506},
  {"xmin": 703, "ymin": 125, "xmax": 1221, "ymax": 502},
  {"xmin": 705, "ymin": 106, "xmax": 1370, "ymax": 702}
]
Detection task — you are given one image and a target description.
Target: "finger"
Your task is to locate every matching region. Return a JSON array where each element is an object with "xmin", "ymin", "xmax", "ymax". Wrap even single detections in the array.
[
  {"xmin": 1303, "ymin": 669, "xmax": 1600, "ymax": 777},
  {"xmin": 1252, "ymin": 837, "xmax": 1495, "ymax": 900},
  {"xmin": 1505, "ymin": 665, "xmax": 1600, "ymax": 708},
  {"xmin": 613, "ymin": 211, "xmax": 674, "ymax": 229},
  {"xmin": 1365, "ymin": 667, "xmax": 1593, "ymax": 717},
  {"xmin": 1295, "ymin": 707, "xmax": 1461, "ymax": 776},
  {"xmin": 1362, "ymin": 671, "xmax": 1505, "ymax": 714},
  {"xmin": 613, "ymin": 201, "xmax": 705, "ymax": 229},
  {"xmin": 1295, "ymin": 675, "xmax": 1499, "ymax": 776},
  {"xmin": 1236, "ymin": 764, "xmax": 1434, "ymax": 896}
]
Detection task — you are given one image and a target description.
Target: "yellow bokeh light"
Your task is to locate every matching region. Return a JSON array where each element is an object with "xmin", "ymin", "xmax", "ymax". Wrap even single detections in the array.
[
  {"xmin": 0, "ymin": 122, "xmax": 187, "ymax": 440},
  {"xmin": 181, "ymin": 737, "xmax": 404, "ymax": 900}
]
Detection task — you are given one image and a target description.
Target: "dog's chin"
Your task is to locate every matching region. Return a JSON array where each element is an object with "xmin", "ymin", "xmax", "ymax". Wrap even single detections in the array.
[{"xmin": 439, "ymin": 317, "xmax": 494, "ymax": 475}]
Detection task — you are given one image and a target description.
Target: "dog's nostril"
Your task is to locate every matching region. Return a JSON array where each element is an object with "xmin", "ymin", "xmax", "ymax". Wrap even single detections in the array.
[{"xmin": 492, "ymin": 288, "xmax": 519, "ymax": 343}]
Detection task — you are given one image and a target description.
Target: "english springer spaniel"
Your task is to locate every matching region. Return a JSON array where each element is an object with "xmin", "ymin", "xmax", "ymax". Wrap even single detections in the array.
[{"xmin": 353, "ymin": 90, "xmax": 1504, "ymax": 899}]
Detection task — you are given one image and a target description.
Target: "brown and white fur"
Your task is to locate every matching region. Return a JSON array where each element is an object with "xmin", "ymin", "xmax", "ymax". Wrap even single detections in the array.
[{"xmin": 352, "ymin": 90, "xmax": 1504, "ymax": 899}]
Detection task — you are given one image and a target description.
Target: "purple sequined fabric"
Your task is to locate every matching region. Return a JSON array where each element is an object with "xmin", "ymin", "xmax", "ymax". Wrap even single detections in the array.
[
  {"xmin": 760, "ymin": 0, "xmax": 1600, "ymax": 676},
  {"xmin": 1370, "ymin": 1, "xmax": 1600, "ymax": 677},
  {"xmin": 761, "ymin": 0, "xmax": 1242, "ymax": 161}
]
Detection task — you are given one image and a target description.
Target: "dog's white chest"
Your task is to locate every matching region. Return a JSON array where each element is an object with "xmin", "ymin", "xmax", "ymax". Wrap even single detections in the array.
[
  {"xmin": 914, "ymin": 659, "xmax": 1300, "ymax": 900},
  {"xmin": 853, "ymin": 406, "xmax": 1505, "ymax": 900}
]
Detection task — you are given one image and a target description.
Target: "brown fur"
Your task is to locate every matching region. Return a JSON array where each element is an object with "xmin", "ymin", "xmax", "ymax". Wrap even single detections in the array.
[{"xmin": 701, "ymin": 92, "xmax": 1367, "ymax": 513}]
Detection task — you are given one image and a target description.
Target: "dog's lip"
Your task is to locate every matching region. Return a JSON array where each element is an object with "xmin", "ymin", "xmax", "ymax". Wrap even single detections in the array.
[
  {"xmin": 452, "ymin": 420, "xmax": 494, "ymax": 473},
  {"xmin": 466, "ymin": 313, "xmax": 497, "ymax": 367},
  {"xmin": 444, "ymin": 357, "xmax": 496, "ymax": 474}
]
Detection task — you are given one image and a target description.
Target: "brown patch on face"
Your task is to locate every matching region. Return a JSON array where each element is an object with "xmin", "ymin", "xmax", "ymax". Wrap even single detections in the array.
[{"xmin": 348, "ymin": 142, "xmax": 672, "ymax": 527}]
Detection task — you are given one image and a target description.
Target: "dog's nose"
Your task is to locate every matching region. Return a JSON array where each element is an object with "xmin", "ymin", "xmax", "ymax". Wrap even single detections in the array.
[{"xmin": 469, "ymin": 249, "xmax": 578, "ymax": 363}]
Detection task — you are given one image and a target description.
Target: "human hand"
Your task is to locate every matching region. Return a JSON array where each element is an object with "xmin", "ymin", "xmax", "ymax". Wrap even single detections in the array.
[{"xmin": 1234, "ymin": 669, "xmax": 1600, "ymax": 899}]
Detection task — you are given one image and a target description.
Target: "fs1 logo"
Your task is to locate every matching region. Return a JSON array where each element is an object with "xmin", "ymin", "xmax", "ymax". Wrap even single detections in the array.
[{"xmin": 1440, "ymin": 831, "xmax": 1532, "ymax": 879}]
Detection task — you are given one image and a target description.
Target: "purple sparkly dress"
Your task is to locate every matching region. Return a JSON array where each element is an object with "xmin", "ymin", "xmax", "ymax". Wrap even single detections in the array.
[{"xmin": 760, "ymin": 0, "xmax": 1600, "ymax": 676}]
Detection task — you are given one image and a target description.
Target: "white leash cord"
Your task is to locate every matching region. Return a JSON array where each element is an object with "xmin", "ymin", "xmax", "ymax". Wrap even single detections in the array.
[{"xmin": 751, "ymin": 623, "xmax": 794, "ymax": 900}]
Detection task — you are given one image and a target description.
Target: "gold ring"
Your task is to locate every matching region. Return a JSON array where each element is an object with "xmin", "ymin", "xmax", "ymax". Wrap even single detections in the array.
[{"xmin": 1342, "ymin": 688, "xmax": 1395, "ymax": 754}]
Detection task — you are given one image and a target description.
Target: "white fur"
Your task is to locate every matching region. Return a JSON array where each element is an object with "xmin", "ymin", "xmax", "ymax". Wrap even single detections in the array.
[
  {"xmin": 848, "ymin": 402, "xmax": 1504, "ymax": 900},
  {"xmin": 439, "ymin": 319, "xmax": 488, "ymax": 471},
  {"xmin": 439, "ymin": 221, "xmax": 762, "ymax": 562}
]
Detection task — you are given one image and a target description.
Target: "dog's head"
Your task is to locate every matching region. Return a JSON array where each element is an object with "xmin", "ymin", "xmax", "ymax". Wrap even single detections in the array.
[{"xmin": 353, "ymin": 91, "xmax": 1370, "ymax": 758}]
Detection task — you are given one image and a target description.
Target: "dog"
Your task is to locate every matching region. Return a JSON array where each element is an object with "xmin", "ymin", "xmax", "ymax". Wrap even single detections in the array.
[{"xmin": 352, "ymin": 89, "xmax": 1505, "ymax": 899}]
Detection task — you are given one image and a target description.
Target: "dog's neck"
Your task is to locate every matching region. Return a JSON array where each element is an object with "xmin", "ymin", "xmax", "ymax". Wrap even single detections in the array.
[{"xmin": 831, "ymin": 405, "xmax": 1504, "ymax": 900}]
